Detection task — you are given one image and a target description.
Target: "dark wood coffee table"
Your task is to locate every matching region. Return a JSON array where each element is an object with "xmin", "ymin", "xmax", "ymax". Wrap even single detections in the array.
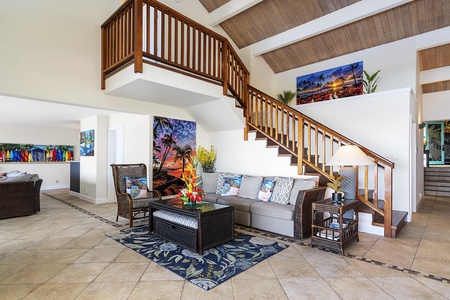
[{"xmin": 149, "ymin": 198, "xmax": 234, "ymax": 254}]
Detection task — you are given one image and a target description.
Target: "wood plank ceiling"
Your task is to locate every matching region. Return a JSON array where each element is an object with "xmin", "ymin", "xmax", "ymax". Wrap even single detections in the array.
[{"xmin": 199, "ymin": 0, "xmax": 450, "ymax": 93}]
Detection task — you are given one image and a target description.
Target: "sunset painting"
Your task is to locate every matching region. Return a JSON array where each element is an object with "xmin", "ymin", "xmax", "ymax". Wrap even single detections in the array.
[
  {"xmin": 296, "ymin": 61, "xmax": 363, "ymax": 105},
  {"xmin": 152, "ymin": 116, "xmax": 196, "ymax": 196}
]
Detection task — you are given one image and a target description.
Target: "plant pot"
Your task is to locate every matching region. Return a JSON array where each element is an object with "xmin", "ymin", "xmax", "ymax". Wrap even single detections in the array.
[{"xmin": 332, "ymin": 192, "xmax": 343, "ymax": 203}]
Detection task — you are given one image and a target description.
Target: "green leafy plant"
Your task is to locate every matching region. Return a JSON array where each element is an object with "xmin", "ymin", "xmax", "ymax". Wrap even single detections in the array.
[
  {"xmin": 327, "ymin": 175, "xmax": 343, "ymax": 193},
  {"xmin": 363, "ymin": 70, "xmax": 381, "ymax": 94},
  {"xmin": 276, "ymin": 90, "xmax": 296, "ymax": 105}
]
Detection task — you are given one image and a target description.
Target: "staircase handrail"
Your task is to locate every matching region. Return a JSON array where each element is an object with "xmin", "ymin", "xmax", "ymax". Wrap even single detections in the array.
[{"xmin": 246, "ymin": 85, "xmax": 394, "ymax": 237}]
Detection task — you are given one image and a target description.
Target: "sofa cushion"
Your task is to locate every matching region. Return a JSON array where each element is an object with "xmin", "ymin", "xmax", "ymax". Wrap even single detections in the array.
[
  {"xmin": 250, "ymin": 202, "xmax": 295, "ymax": 221},
  {"xmin": 217, "ymin": 196, "xmax": 259, "ymax": 212},
  {"xmin": 270, "ymin": 177, "xmax": 294, "ymax": 205},
  {"xmin": 288, "ymin": 179, "xmax": 317, "ymax": 205},
  {"xmin": 201, "ymin": 193, "xmax": 221, "ymax": 203},
  {"xmin": 238, "ymin": 175, "xmax": 263, "ymax": 199},
  {"xmin": 201, "ymin": 172, "xmax": 218, "ymax": 194},
  {"xmin": 216, "ymin": 172, "xmax": 242, "ymax": 194},
  {"xmin": 258, "ymin": 178, "xmax": 275, "ymax": 202}
]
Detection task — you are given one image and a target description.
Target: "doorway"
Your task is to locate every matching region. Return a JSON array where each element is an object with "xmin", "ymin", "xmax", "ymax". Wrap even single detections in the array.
[{"xmin": 424, "ymin": 120, "xmax": 450, "ymax": 165}]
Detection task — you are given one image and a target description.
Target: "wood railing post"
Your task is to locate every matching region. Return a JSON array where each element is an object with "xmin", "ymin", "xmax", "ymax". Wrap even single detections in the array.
[
  {"xmin": 297, "ymin": 116, "xmax": 304, "ymax": 175},
  {"xmin": 222, "ymin": 42, "xmax": 229, "ymax": 95},
  {"xmin": 383, "ymin": 166, "xmax": 393, "ymax": 238},
  {"xmin": 101, "ymin": 26, "xmax": 107, "ymax": 90},
  {"xmin": 133, "ymin": 0, "xmax": 143, "ymax": 73}
]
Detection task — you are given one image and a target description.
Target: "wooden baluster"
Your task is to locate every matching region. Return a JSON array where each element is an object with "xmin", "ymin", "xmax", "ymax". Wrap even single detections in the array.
[{"xmin": 133, "ymin": 0, "xmax": 143, "ymax": 73}]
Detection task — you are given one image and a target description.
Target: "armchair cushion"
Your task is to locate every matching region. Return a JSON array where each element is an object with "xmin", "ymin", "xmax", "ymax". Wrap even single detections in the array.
[
  {"xmin": 238, "ymin": 175, "xmax": 263, "ymax": 199},
  {"xmin": 289, "ymin": 179, "xmax": 316, "ymax": 205}
]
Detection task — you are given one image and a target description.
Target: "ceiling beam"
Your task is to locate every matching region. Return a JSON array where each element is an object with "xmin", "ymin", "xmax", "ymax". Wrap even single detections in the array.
[
  {"xmin": 208, "ymin": 0, "xmax": 263, "ymax": 27},
  {"xmin": 251, "ymin": 0, "xmax": 413, "ymax": 56}
]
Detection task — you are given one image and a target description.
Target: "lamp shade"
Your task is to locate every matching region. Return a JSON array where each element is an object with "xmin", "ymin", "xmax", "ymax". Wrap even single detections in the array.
[{"xmin": 327, "ymin": 145, "xmax": 374, "ymax": 166}]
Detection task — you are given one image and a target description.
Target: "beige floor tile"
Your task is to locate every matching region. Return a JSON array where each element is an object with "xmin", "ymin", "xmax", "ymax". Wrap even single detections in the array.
[
  {"xmin": 94, "ymin": 236, "xmax": 126, "ymax": 248},
  {"xmin": 75, "ymin": 281, "xmax": 136, "ymax": 300},
  {"xmin": 302, "ymin": 248, "xmax": 364, "ymax": 278},
  {"xmin": 231, "ymin": 278, "xmax": 288, "ymax": 300},
  {"xmin": 268, "ymin": 254, "xmax": 320, "ymax": 278},
  {"xmin": 59, "ymin": 236, "xmax": 103, "ymax": 249},
  {"xmin": 372, "ymin": 277, "xmax": 448, "ymax": 299},
  {"xmin": 26, "ymin": 237, "xmax": 74, "ymax": 250},
  {"xmin": 279, "ymin": 278, "xmax": 341, "ymax": 300},
  {"xmin": 364, "ymin": 239, "xmax": 417, "ymax": 269},
  {"xmin": 94, "ymin": 262, "xmax": 148, "ymax": 283},
  {"xmin": 232, "ymin": 259, "xmax": 277, "ymax": 280},
  {"xmin": 0, "ymin": 249, "xmax": 53, "ymax": 265},
  {"xmin": 344, "ymin": 257, "xmax": 409, "ymax": 278},
  {"xmin": 73, "ymin": 247, "xmax": 123, "ymax": 263},
  {"xmin": 128, "ymin": 281, "xmax": 185, "ymax": 300},
  {"xmin": 23, "ymin": 283, "xmax": 88, "ymax": 300},
  {"xmin": 325, "ymin": 276, "xmax": 393, "ymax": 299},
  {"xmin": 412, "ymin": 257, "xmax": 450, "ymax": 279},
  {"xmin": 1, "ymin": 263, "xmax": 68, "ymax": 284},
  {"xmin": 0, "ymin": 284, "xmax": 40, "ymax": 299},
  {"xmin": 47, "ymin": 262, "xmax": 109, "ymax": 283},
  {"xmin": 114, "ymin": 247, "xmax": 153, "ymax": 263},
  {"xmin": 140, "ymin": 262, "xmax": 182, "ymax": 281},
  {"xmin": 36, "ymin": 248, "xmax": 89, "ymax": 264},
  {"xmin": 0, "ymin": 264, "xmax": 28, "ymax": 281},
  {"xmin": 414, "ymin": 277, "xmax": 450, "ymax": 298},
  {"xmin": 180, "ymin": 280, "xmax": 234, "ymax": 299}
]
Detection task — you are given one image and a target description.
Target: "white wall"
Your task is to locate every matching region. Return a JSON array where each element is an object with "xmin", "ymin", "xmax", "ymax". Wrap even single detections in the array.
[
  {"xmin": 296, "ymin": 89, "xmax": 416, "ymax": 219},
  {"xmin": 0, "ymin": 125, "xmax": 79, "ymax": 190}
]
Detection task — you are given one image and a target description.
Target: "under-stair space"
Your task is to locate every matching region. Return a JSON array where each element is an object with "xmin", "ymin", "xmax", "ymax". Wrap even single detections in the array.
[{"xmin": 424, "ymin": 167, "xmax": 450, "ymax": 197}]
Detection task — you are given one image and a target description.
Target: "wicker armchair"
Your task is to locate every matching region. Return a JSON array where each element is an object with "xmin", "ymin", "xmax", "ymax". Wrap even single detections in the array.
[
  {"xmin": 111, "ymin": 163, "xmax": 162, "ymax": 227},
  {"xmin": 294, "ymin": 186, "xmax": 327, "ymax": 239}
]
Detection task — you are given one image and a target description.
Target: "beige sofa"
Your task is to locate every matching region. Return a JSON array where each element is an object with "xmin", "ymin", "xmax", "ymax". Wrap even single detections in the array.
[{"xmin": 200, "ymin": 172, "xmax": 326, "ymax": 238}]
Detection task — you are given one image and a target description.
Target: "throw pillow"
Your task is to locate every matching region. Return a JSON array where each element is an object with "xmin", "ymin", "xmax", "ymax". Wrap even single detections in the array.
[
  {"xmin": 216, "ymin": 172, "xmax": 242, "ymax": 194},
  {"xmin": 288, "ymin": 179, "xmax": 316, "ymax": 205},
  {"xmin": 201, "ymin": 172, "xmax": 218, "ymax": 194},
  {"xmin": 270, "ymin": 176, "xmax": 294, "ymax": 205},
  {"xmin": 238, "ymin": 175, "xmax": 263, "ymax": 199},
  {"xmin": 258, "ymin": 178, "xmax": 275, "ymax": 202},
  {"xmin": 220, "ymin": 177, "xmax": 242, "ymax": 196},
  {"xmin": 125, "ymin": 177, "xmax": 148, "ymax": 199}
]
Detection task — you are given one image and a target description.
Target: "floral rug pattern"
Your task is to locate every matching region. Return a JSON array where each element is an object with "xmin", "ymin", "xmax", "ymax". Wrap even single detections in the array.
[{"xmin": 106, "ymin": 225, "xmax": 288, "ymax": 290}]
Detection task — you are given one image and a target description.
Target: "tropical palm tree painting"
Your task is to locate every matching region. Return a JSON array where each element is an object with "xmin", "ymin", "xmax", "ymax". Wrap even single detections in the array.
[
  {"xmin": 80, "ymin": 129, "xmax": 95, "ymax": 156},
  {"xmin": 152, "ymin": 116, "xmax": 196, "ymax": 196},
  {"xmin": 296, "ymin": 61, "xmax": 363, "ymax": 105}
]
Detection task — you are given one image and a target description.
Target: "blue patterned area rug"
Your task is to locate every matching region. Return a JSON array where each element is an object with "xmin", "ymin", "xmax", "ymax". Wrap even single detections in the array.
[{"xmin": 106, "ymin": 225, "xmax": 288, "ymax": 291}]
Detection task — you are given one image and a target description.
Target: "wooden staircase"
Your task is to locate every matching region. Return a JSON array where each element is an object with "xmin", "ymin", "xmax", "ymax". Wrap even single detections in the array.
[{"xmin": 101, "ymin": 0, "xmax": 406, "ymax": 238}]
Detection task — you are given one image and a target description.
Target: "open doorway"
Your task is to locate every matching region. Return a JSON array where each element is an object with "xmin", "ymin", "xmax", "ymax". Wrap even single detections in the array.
[{"xmin": 424, "ymin": 120, "xmax": 450, "ymax": 166}]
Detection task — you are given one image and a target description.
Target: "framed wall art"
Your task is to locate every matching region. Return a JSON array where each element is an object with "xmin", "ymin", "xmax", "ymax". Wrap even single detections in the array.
[{"xmin": 296, "ymin": 61, "xmax": 363, "ymax": 105}]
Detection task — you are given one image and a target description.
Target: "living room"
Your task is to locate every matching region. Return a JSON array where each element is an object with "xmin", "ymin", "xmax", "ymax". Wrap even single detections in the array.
[{"xmin": 1, "ymin": 0, "xmax": 450, "ymax": 298}]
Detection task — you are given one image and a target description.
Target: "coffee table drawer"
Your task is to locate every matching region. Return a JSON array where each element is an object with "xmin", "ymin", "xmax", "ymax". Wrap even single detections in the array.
[{"xmin": 154, "ymin": 217, "xmax": 198, "ymax": 252}]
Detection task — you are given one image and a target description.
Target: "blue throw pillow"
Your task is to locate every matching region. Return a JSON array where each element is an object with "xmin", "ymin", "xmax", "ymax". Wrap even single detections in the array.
[{"xmin": 125, "ymin": 177, "xmax": 148, "ymax": 199}]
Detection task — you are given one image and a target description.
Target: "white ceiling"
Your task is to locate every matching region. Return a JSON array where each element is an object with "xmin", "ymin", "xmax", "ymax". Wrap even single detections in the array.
[{"xmin": 0, "ymin": 95, "xmax": 121, "ymax": 130}]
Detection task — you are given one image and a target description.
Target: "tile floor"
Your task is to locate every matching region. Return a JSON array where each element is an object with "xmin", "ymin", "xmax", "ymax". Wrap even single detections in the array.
[{"xmin": 1, "ymin": 189, "xmax": 450, "ymax": 299}]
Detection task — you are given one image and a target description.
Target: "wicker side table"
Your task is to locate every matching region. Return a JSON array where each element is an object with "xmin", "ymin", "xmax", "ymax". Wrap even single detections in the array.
[{"xmin": 310, "ymin": 198, "xmax": 359, "ymax": 255}]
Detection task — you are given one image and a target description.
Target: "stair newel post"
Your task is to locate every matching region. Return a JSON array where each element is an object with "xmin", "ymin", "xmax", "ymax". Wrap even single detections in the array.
[
  {"xmin": 297, "ymin": 116, "xmax": 304, "ymax": 175},
  {"xmin": 133, "ymin": 0, "xmax": 143, "ymax": 74},
  {"xmin": 383, "ymin": 166, "xmax": 393, "ymax": 237}
]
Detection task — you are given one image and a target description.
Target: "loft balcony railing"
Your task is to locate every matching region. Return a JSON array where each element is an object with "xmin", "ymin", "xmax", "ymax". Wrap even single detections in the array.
[{"xmin": 101, "ymin": 0, "xmax": 396, "ymax": 237}]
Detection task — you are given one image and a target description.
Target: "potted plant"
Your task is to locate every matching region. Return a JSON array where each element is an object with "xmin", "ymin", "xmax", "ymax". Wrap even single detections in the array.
[
  {"xmin": 277, "ymin": 90, "xmax": 296, "ymax": 106},
  {"xmin": 362, "ymin": 70, "xmax": 381, "ymax": 94},
  {"xmin": 196, "ymin": 145, "xmax": 217, "ymax": 173},
  {"xmin": 327, "ymin": 175, "xmax": 344, "ymax": 203}
]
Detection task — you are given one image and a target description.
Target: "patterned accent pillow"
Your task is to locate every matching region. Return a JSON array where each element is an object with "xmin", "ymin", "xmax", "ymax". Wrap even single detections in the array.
[
  {"xmin": 258, "ymin": 179, "xmax": 275, "ymax": 202},
  {"xmin": 270, "ymin": 177, "xmax": 294, "ymax": 205},
  {"xmin": 216, "ymin": 173, "xmax": 242, "ymax": 194},
  {"xmin": 221, "ymin": 177, "xmax": 242, "ymax": 196},
  {"xmin": 125, "ymin": 177, "xmax": 148, "ymax": 199}
]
